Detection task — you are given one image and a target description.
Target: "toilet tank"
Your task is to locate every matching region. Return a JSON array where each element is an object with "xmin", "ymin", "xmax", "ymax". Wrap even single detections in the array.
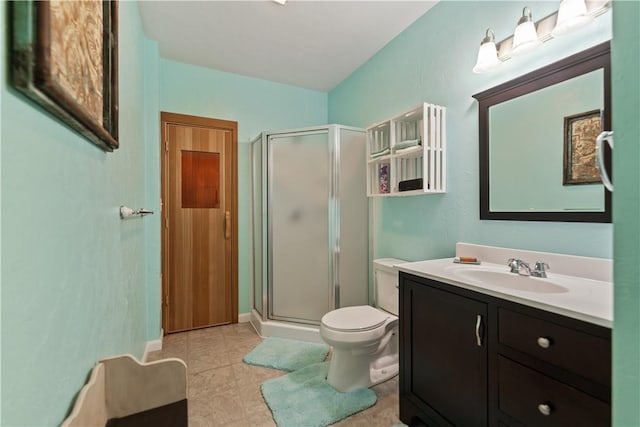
[{"xmin": 373, "ymin": 258, "xmax": 406, "ymax": 316}]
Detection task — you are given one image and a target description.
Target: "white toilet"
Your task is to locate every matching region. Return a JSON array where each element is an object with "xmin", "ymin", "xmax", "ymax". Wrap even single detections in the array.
[{"xmin": 320, "ymin": 258, "xmax": 405, "ymax": 392}]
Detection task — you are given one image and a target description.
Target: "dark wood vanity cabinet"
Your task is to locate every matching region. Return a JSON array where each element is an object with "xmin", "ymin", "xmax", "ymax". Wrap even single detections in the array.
[
  {"xmin": 400, "ymin": 276, "xmax": 488, "ymax": 426},
  {"xmin": 399, "ymin": 272, "xmax": 611, "ymax": 427}
]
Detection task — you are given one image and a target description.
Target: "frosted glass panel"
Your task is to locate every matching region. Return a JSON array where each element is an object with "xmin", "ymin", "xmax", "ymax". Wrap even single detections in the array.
[
  {"xmin": 251, "ymin": 139, "xmax": 264, "ymax": 315},
  {"xmin": 270, "ymin": 131, "xmax": 330, "ymax": 323},
  {"xmin": 337, "ymin": 128, "xmax": 368, "ymax": 308}
]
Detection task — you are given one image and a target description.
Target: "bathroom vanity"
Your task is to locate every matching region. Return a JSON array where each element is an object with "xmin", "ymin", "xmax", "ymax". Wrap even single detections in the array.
[{"xmin": 397, "ymin": 244, "xmax": 612, "ymax": 427}]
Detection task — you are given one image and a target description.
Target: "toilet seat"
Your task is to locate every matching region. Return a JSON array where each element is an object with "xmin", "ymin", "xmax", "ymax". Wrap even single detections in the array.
[{"xmin": 321, "ymin": 306, "xmax": 391, "ymax": 332}]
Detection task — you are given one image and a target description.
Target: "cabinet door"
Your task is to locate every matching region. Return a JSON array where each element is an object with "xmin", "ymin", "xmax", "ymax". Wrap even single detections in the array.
[{"xmin": 401, "ymin": 277, "xmax": 488, "ymax": 427}]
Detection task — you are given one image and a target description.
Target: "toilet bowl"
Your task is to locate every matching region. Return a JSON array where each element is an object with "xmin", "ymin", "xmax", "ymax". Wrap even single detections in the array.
[{"xmin": 320, "ymin": 258, "xmax": 405, "ymax": 392}]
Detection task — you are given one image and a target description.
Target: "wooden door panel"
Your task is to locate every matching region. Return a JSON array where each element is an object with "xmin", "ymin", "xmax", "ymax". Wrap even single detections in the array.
[
  {"xmin": 170, "ymin": 125, "xmax": 226, "ymax": 331},
  {"xmin": 401, "ymin": 277, "xmax": 488, "ymax": 427},
  {"xmin": 167, "ymin": 124, "xmax": 192, "ymax": 332},
  {"xmin": 162, "ymin": 113, "xmax": 238, "ymax": 333}
]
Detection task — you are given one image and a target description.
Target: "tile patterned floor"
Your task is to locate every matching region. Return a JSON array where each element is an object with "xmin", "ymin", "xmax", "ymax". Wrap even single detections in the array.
[{"xmin": 147, "ymin": 322, "xmax": 401, "ymax": 427}]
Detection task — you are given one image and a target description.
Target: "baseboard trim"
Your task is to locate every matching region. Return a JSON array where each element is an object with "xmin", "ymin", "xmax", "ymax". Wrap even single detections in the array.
[
  {"xmin": 238, "ymin": 312, "xmax": 251, "ymax": 323},
  {"xmin": 142, "ymin": 330, "xmax": 164, "ymax": 362}
]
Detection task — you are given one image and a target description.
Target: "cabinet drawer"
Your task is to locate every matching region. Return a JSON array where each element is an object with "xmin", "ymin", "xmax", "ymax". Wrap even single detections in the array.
[
  {"xmin": 498, "ymin": 308, "xmax": 610, "ymax": 386},
  {"xmin": 498, "ymin": 356, "xmax": 610, "ymax": 427}
]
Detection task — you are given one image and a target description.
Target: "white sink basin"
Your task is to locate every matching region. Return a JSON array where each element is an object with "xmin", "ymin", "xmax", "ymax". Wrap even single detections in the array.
[
  {"xmin": 445, "ymin": 266, "xmax": 569, "ymax": 294},
  {"xmin": 395, "ymin": 246, "xmax": 613, "ymax": 327}
]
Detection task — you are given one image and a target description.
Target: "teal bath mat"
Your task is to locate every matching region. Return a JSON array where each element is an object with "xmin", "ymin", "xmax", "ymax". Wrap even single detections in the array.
[
  {"xmin": 243, "ymin": 337, "xmax": 330, "ymax": 372},
  {"xmin": 261, "ymin": 362, "xmax": 377, "ymax": 427}
]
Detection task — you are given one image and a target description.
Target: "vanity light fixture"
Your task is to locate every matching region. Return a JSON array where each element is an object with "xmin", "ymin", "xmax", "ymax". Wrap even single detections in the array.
[
  {"xmin": 511, "ymin": 7, "xmax": 542, "ymax": 56},
  {"xmin": 272, "ymin": 0, "xmax": 287, "ymax": 5},
  {"xmin": 472, "ymin": 1, "xmax": 611, "ymax": 73},
  {"xmin": 472, "ymin": 29, "xmax": 502, "ymax": 74},
  {"xmin": 552, "ymin": 0, "xmax": 593, "ymax": 36}
]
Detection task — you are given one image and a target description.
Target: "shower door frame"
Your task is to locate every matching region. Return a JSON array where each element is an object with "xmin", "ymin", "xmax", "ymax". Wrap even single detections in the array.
[
  {"xmin": 250, "ymin": 125, "xmax": 367, "ymax": 327},
  {"xmin": 250, "ymin": 133, "xmax": 269, "ymax": 319},
  {"xmin": 266, "ymin": 127, "xmax": 338, "ymax": 325}
]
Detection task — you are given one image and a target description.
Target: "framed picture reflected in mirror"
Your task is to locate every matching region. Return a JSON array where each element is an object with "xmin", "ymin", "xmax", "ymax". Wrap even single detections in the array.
[{"xmin": 563, "ymin": 109, "xmax": 602, "ymax": 185}]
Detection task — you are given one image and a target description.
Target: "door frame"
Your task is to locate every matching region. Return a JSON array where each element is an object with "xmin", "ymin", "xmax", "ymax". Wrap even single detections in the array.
[{"xmin": 160, "ymin": 111, "xmax": 238, "ymax": 333}]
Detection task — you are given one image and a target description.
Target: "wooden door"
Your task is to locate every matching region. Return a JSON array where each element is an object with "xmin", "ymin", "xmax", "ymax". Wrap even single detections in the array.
[
  {"xmin": 400, "ymin": 275, "xmax": 488, "ymax": 427},
  {"xmin": 161, "ymin": 112, "xmax": 238, "ymax": 333}
]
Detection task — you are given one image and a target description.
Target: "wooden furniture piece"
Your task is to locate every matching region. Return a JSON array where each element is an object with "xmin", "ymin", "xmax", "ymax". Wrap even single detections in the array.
[
  {"xmin": 399, "ymin": 272, "xmax": 611, "ymax": 427},
  {"xmin": 366, "ymin": 103, "xmax": 446, "ymax": 197},
  {"xmin": 61, "ymin": 354, "xmax": 188, "ymax": 427}
]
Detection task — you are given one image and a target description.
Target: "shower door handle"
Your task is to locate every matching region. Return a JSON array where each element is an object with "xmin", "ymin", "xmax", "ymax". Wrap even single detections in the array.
[{"xmin": 224, "ymin": 211, "xmax": 231, "ymax": 239}]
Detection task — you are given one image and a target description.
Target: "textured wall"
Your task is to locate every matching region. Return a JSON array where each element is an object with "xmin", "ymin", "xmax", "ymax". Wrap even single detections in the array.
[
  {"xmin": 611, "ymin": 1, "xmax": 640, "ymax": 425},
  {"xmin": 0, "ymin": 2, "xmax": 154, "ymax": 425},
  {"xmin": 159, "ymin": 59, "xmax": 328, "ymax": 315},
  {"xmin": 329, "ymin": 1, "xmax": 613, "ymax": 262}
]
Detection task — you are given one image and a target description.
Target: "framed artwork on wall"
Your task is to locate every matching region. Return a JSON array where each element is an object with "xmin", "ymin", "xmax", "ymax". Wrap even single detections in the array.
[
  {"xmin": 10, "ymin": 0, "xmax": 119, "ymax": 152},
  {"xmin": 563, "ymin": 109, "xmax": 602, "ymax": 185}
]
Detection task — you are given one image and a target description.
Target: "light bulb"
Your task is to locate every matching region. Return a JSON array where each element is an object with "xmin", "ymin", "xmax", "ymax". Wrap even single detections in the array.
[
  {"xmin": 552, "ymin": 0, "xmax": 593, "ymax": 36},
  {"xmin": 473, "ymin": 29, "xmax": 502, "ymax": 74},
  {"xmin": 511, "ymin": 7, "xmax": 542, "ymax": 56}
]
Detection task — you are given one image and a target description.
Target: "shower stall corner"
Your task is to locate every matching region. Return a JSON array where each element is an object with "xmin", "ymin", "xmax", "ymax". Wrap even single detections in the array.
[{"xmin": 250, "ymin": 125, "xmax": 368, "ymax": 343}]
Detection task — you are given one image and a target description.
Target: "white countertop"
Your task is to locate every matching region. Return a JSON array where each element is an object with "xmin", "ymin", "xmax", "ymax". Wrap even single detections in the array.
[{"xmin": 396, "ymin": 258, "xmax": 613, "ymax": 328}]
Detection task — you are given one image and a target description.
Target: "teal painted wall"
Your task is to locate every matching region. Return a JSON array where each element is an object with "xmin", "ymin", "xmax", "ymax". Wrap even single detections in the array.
[
  {"xmin": 1, "ymin": 1, "xmax": 636, "ymax": 424},
  {"xmin": 159, "ymin": 59, "xmax": 328, "ymax": 315},
  {"xmin": 0, "ymin": 2, "xmax": 157, "ymax": 425},
  {"xmin": 611, "ymin": 1, "xmax": 640, "ymax": 425},
  {"xmin": 329, "ymin": 1, "xmax": 613, "ymax": 261}
]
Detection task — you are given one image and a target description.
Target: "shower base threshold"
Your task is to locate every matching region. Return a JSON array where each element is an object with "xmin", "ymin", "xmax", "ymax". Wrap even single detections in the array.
[{"xmin": 250, "ymin": 309, "xmax": 323, "ymax": 344}]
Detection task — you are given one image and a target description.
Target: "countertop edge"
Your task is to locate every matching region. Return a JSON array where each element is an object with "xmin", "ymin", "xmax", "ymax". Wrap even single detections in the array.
[{"xmin": 397, "ymin": 259, "xmax": 612, "ymax": 329}]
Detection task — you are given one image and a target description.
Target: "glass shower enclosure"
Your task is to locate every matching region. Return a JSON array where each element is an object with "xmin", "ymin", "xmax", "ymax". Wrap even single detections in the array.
[{"xmin": 250, "ymin": 125, "xmax": 368, "ymax": 326}]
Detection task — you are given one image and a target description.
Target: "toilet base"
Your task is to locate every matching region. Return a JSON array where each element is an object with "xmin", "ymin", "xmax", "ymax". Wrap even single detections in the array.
[
  {"xmin": 326, "ymin": 350, "xmax": 399, "ymax": 392},
  {"xmin": 370, "ymin": 354, "xmax": 399, "ymax": 387}
]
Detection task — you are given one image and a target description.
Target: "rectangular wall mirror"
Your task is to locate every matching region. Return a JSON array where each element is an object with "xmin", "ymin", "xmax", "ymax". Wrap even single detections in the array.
[{"xmin": 473, "ymin": 42, "xmax": 611, "ymax": 222}]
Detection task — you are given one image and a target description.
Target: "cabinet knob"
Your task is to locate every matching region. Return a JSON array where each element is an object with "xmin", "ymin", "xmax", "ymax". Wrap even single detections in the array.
[
  {"xmin": 538, "ymin": 403, "xmax": 553, "ymax": 416},
  {"xmin": 537, "ymin": 337, "xmax": 552, "ymax": 349}
]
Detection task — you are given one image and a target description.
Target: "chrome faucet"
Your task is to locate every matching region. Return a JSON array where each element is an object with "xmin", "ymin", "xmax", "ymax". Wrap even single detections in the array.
[
  {"xmin": 507, "ymin": 258, "xmax": 550, "ymax": 278},
  {"xmin": 507, "ymin": 258, "xmax": 531, "ymax": 276},
  {"xmin": 531, "ymin": 261, "xmax": 550, "ymax": 278}
]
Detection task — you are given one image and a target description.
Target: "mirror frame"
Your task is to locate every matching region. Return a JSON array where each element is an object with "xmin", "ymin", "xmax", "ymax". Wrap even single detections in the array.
[{"xmin": 473, "ymin": 42, "xmax": 611, "ymax": 223}]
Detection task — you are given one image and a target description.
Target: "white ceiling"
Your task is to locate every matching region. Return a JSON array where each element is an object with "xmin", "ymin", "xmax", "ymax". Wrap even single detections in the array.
[{"xmin": 138, "ymin": 1, "xmax": 438, "ymax": 92}]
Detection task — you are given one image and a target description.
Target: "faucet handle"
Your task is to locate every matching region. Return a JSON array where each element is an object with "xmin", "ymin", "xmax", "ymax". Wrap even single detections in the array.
[
  {"xmin": 507, "ymin": 258, "xmax": 529, "ymax": 274},
  {"xmin": 534, "ymin": 261, "xmax": 550, "ymax": 271},
  {"xmin": 507, "ymin": 258, "xmax": 520, "ymax": 273},
  {"xmin": 532, "ymin": 261, "xmax": 550, "ymax": 277}
]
